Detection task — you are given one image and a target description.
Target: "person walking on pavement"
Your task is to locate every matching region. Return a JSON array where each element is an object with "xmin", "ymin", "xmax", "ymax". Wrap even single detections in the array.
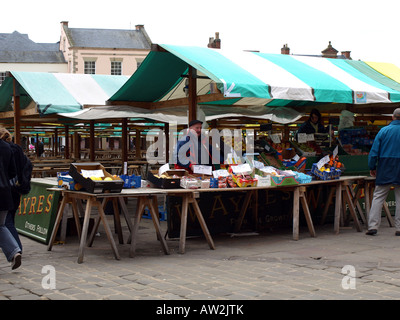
[
  {"xmin": 366, "ymin": 108, "xmax": 400, "ymax": 236},
  {"xmin": 0, "ymin": 128, "xmax": 32, "ymax": 251},
  {"xmin": 0, "ymin": 138, "xmax": 22, "ymax": 269}
]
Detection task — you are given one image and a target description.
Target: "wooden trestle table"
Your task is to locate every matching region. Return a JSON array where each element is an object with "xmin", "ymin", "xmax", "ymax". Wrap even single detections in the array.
[{"xmin": 47, "ymin": 176, "xmax": 367, "ymax": 263}]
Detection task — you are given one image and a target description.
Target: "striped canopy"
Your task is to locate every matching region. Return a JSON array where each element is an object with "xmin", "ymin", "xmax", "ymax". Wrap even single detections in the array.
[
  {"xmin": 110, "ymin": 44, "xmax": 400, "ymax": 109},
  {"xmin": 0, "ymin": 71, "xmax": 128, "ymax": 115}
]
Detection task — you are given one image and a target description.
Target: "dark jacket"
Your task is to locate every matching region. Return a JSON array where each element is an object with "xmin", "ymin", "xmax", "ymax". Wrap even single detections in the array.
[
  {"xmin": 368, "ymin": 120, "xmax": 400, "ymax": 185},
  {"xmin": 0, "ymin": 140, "xmax": 17, "ymax": 211},
  {"xmin": 9, "ymin": 142, "xmax": 32, "ymax": 207},
  {"xmin": 297, "ymin": 120, "xmax": 328, "ymax": 135},
  {"xmin": 174, "ymin": 133, "xmax": 215, "ymax": 173}
]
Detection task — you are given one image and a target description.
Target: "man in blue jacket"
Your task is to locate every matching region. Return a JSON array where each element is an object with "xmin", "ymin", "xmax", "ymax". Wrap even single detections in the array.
[
  {"xmin": 366, "ymin": 108, "xmax": 400, "ymax": 235},
  {"xmin": 174, "ymin": 120, "xmax": 216, "ymax": 173}
]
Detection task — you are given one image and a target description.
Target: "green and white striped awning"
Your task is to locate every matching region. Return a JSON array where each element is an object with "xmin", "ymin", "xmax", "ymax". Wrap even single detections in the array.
[
  {"xmin": 0, "ymin": 71, "xmax": 128, "ymax": 115},
  {"xmin": 110, "ymin": 44, "xmax": 400, "ymax": 107}
]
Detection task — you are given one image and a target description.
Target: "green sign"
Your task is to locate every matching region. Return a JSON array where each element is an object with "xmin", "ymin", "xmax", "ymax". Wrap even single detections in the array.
[{"xmin": 15, "ymin": 181, "xmax": 60, "ymax": 244}]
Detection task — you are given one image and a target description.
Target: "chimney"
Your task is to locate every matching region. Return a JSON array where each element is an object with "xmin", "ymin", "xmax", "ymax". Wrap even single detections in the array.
[
  {"xmin": 60, "ymin": 21, "xmax": 69, "ymax": 28},
  {"xmin": 321, "ymin": 41, "xmax": 338, "ymax": 58},
  {"xmin": 208, "ymin": 32, "xmax": 221, "ymax": 49},
  {"xmin": 135, "ymin": 24, "xmax": 144, "ymax": 30},
  {"xmin": 341, "ymin": 51, "xmax": 351, "ymax": 59},
  {"xmin": 281, "ymin": 44, "xmax": 290, "ymax": 55}
]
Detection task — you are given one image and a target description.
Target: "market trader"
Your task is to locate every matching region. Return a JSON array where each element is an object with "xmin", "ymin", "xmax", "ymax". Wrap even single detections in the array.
[
  {"xmin": 297, "ymin": 108, "xmax": 328, "ymax": 135},
  {"xmin": 366, "ymin": 108, "xmax": 400, "ymax": 236},
  {"xmin": 174, "ymin": 119, "xmax": 217, "ymax": 173}
]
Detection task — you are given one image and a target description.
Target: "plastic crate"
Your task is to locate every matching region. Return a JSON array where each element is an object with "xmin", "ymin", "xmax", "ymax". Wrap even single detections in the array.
[
  {"xmin": 311, "ymin": 164, "xmax": 342, "ymax": 180},
  {"xmin": 295, "ymin": 172, "xmax": 313, "ymax": 184},
  {"xmin": 143, "ymin": 205, "xmax": 167, "ymax": 221}
]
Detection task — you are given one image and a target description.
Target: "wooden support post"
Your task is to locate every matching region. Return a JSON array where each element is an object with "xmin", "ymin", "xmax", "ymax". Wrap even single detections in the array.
[
  {"xmin": 299, "ymin": 186, "xmax": 316, "ymax": 237},
  {"xmin": 90, "ymin": 120, "xmax": 95, "ymax": 162},
  {"xmin": 334, "ymin": 182, "xmax": 342, "ymax": 234},
  {"xmin": 165, "ymin": 122, "xmax": 169, "ymax": 163},
  {"xmin": 35, "ymin": 133, "xmax": 39, "ymax": 158},
  {"xmin": 65, "ymin": 125, "xmax": 70, "ymax": 159},
  {"xmin": 74, "ymin": 132, "xmax": 80, "ymax": 160},
  {"xmin": 54, "ymin": 128, "xmax": 58, "ymax": 157},
  {"xmin": 188, "ymin": 66, "xmax": 197, "ymax": 123},
  {"xmin": 122, "ymin": 119, "xmax": 128, "ymax": 173},
  {"xmin": 13, "ymin": 78, "xmax": 21, "ymax": 146},
  {"xmin": 342, "ymin": 181, "xmax": 362, "ymax": 232},
  {"xmin": 135, "ymin": 128, "xmax": 141, "ymax": 159}
]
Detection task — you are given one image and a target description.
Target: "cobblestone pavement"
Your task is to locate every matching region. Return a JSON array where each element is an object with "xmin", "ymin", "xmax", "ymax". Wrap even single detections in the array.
[{"xmin": 1, "ymin": 212, "xmax": 400, "ymax": 303}]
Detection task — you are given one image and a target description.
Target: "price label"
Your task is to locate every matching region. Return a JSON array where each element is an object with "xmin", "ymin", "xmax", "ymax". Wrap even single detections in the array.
[
  {"xmin": 292, "ymin": 154, "xmax": 300, "ymax": 162},
  {"xmin": 297, "ymin": 133, "xmax": 307, "ymax": 143},
  {"xmin": 306, "ymin": 133, "xmax": 315, "ymax": 141},
  {"xmin": 212, "ymin": 169, "xmax": 230, "ymax": 178},
  {"xmin": 317, "ymin": 155, "xmax": 330, "ymax": 170},
  {"xmin": 158, "ymin": 163, "xmax": 170, "ymax": 176},
  {"xmin": 231, "ymin": 163, "xmax": 252, "ymax": 174},
  {"xmin": 81, "ymin": 169, "xmax": 104, "ymax": 178},
  {"xmin": 193, "ymin": 165, "xmax": 212, "ymax": 175},
  {"xmin": 333, "ymin": 145, "xmax": 338, "ymax": 158},
  {"xmin": 270, "ymin": 134, "xmax": 281, "ymax": 144}
]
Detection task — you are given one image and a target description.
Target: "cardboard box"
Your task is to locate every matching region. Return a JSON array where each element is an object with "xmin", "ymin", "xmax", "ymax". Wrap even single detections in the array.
[
  {"xmin": 57, "ymin": 172, "xmax": 83, "ymax": 191},
  {"xmin": 69, "ymin": 163, "xmax": 124, "ymax": 193},
  {"xmin": 255, "ymin": 175, "xmax": 271, "ymax": 187},
  {"xmin": 270, "ymin": 175, "xmax": 299, "ymax": 187},
  {"xmin": 231, "ymin": 174, "xmax": 258, "ymax": 188},
  {"xmin": 147, "ymin": 169, "xmax": 186, "ymax": 189},
  {"xmin": 260, "ymin": 153, "xmax": 283, "ymax": 169}
]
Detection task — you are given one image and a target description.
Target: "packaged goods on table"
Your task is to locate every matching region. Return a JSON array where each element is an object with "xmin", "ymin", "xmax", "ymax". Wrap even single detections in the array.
[
  {"xmin": 229, "ymin": 164, "xmax": 257, "ymax": 188},
  {"xmin": 69, "ymin": 163, "xmax": 124, "ymax": 193},
  {"xmin": 310, "ymin": 154, "xmax": 343, "ymax": 180}
]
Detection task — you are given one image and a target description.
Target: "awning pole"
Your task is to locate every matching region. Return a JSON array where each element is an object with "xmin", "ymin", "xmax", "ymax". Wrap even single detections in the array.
[
  {"xmin": 122, "ymin": 119, "xmax": 128, "ymax": 174},
  {"xmin": 65, "ymin": 125, "xmax": 70, "ymax": 159},
  {"xmin": 90, "ymin": 120, "xmax": 95, "ymax": 161},
  {"xmin": 54, "ymin": 128, "xmax": 58, "ymax": 157},
  {"xmin": 13, "ymin": 78, "xmax": 21, "ymax": 145},
  {"xmin": 188, "ymin": 66, "xmax": 197, "ymax": 123},
  {"xmin": 165, "ymin": 122, "xmax": 169, "ymax": 163}
]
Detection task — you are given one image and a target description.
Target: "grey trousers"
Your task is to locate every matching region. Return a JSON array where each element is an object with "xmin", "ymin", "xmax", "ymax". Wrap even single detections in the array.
[{"xmin": 368, "ymin": 184, "xmax": 400, "ymax": 231}]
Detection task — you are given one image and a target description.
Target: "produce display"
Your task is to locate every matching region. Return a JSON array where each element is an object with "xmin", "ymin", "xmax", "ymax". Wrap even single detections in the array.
[
  {"xmin": 310, "ymin": 155, "xmax": 343, "ymax": 180},
  {"xmin": 339, "ymin": 128, "xmax": 375, "ymax": 155}
]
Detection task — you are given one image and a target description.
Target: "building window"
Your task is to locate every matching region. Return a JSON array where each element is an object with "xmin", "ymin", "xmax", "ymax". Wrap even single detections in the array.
[
  {"xmin": 84, "ymin": 61, "xmax": 96, "ymax": 74},
  {"xmin": 0, "ymin": 72, "xmax": 6, "ymax": 86},
  {"xmin": 111, "ymin": 61, "xmax": 122, "ymax": 75}
]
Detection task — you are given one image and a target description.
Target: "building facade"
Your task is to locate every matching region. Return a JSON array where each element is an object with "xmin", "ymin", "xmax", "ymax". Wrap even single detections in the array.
[
  {"xmin": 60, "ymin": 21, "xmax": 152, "ymax": 75},
  {"xmin": 0, "ymin": 31, "xmax": 67, "ymax": 84}
]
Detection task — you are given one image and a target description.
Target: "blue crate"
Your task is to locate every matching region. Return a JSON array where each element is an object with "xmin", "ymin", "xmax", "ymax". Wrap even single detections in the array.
[
  {"xmin": 143, "ymin": 205, "xmax": 167, "ymax": 221},
  {"xmin": 120, "ymin": 174, "xmax": 141, "ymax": 188},
  {"xmin": 296, "ymin": 172, "xmax": 313, "ymax": 184}
]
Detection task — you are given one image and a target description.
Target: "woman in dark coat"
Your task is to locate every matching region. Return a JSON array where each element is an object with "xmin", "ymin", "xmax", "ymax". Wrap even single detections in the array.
[
  {"xmin": 0, "ymin": 128, "xmax": 30, "ymax": 251},
  {"xmin": 0, "ymin": 138, "xmax": 22, "ymax": 270},
  {"xmin": 297, "ymin": 108, "xmax": 328, "ymax": 135}
]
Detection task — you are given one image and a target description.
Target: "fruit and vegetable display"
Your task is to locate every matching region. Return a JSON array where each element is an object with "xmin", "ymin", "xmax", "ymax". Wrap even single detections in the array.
[
  {"xmin": 310, "ymin": 154, "xmax": 343, "ymax": 180},
  {"xmin": 339, "ymin": 128, "xmax": 376, "ymax": 155}
]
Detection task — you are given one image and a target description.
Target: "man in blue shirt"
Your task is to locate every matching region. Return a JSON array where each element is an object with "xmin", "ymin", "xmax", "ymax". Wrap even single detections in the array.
[{"xmin": 366, "ymin": 108, "xmax": 400, "ymax": 235}]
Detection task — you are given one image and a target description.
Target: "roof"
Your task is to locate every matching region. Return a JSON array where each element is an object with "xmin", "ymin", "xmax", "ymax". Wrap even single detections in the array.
[
  {"xmin": 0, "ymin": 71, "xmax": 128, "ymax": 115},
  {"xmin": 0, "ymin": 31, "xmax": 65, "ymax": 63},
  {"xmin": 65, "ymin": 27, "xmax": 152, "ymax": 49},
  {"xmin": 109, "ymin": 44, "xmax": 400, "ymax": 108}
]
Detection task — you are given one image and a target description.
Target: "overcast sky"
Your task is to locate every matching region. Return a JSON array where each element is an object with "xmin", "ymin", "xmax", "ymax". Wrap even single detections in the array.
[{"xmin": 2, "ymin": 0, "xmax": 400, "ymax": 66}]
